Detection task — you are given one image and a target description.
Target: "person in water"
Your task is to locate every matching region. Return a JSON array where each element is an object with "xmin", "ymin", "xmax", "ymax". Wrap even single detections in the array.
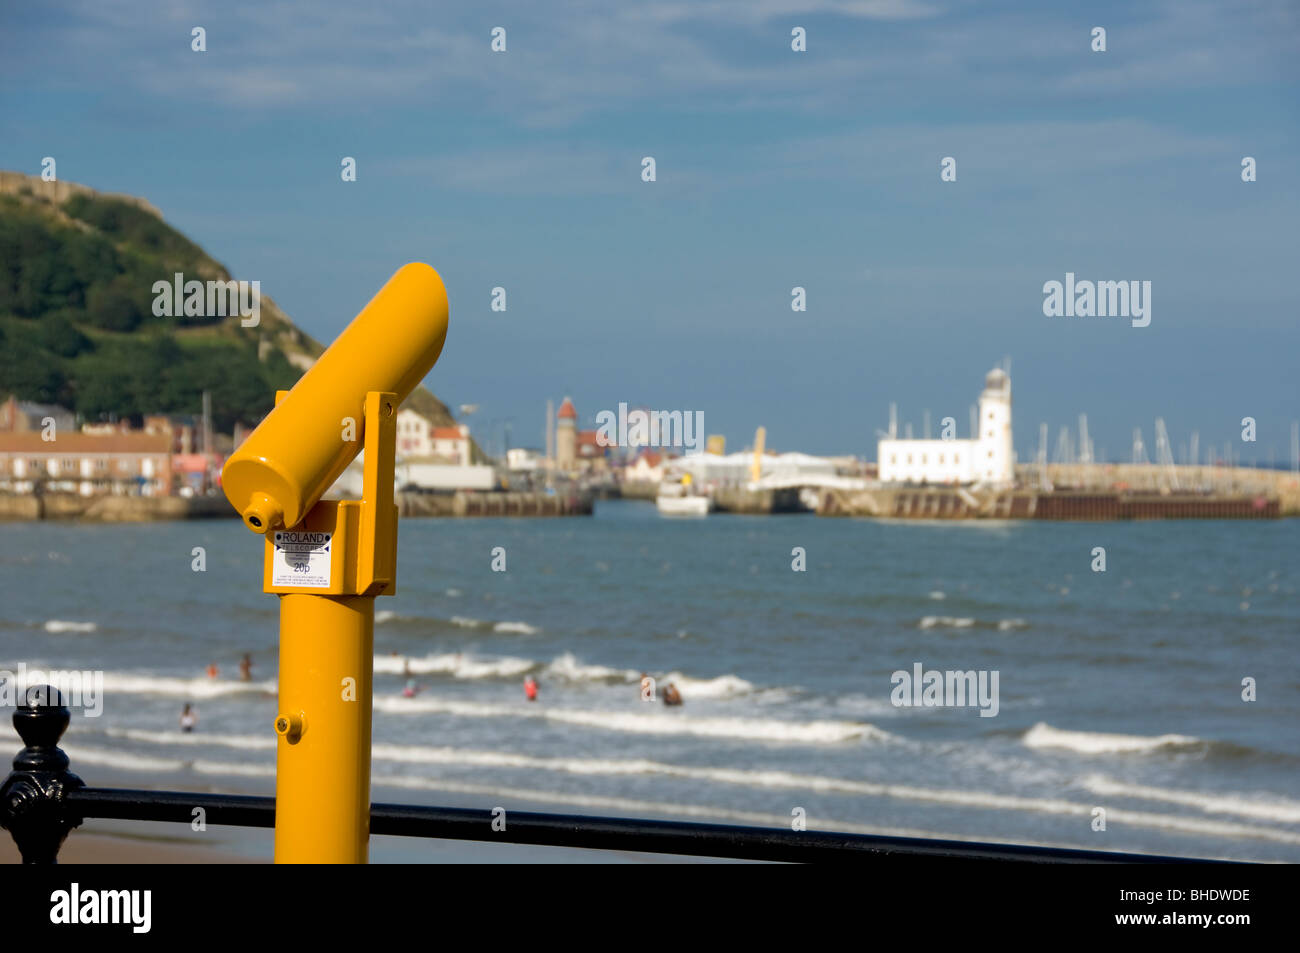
[
  {"xmin": 402, "ymin": 678, "xmax": 421, "ymax": 698},
  {"xmin": 523, "ymin": 675, "xmax": 538, "ymax": 702},
  {"xmin": 180, "ymin": 703, "xmax": 198, "ymax": 732},
  {"xmin": 205, "ymin": 663, "xmax": 219, "ymax": 679},
  {"xmin": 238, "ymin": 653, "xmax": 252, "ymax": 682},
  {"xmin": 662, "ymin": 683, "xmax": 683, "ymax": 707}
]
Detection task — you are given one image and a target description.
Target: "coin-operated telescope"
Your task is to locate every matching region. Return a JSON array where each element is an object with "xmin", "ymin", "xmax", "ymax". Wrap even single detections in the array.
[{"xmin": 221, "ymin": 263, "xmax": 449, "ymax": 863}]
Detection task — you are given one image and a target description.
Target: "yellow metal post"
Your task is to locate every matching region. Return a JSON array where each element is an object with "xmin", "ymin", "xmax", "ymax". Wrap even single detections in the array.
[
  {"xmin": 274, "ymin": 593, "xmax": 374, "ymax": 862},
  {"xmin": 220, "ymin": 263, "xmax": 449, "ymax": 864}
]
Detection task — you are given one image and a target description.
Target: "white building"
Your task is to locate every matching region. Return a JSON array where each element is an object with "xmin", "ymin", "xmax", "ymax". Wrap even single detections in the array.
[
  {"xmin": 396, "ymin": 409, "xmax": 435, "ymax": 457},
  {"xmin": 506, "ymin": 448, "xmax": 544, "ymax": 472},
  {"xmin": 395, "ymin": 409, "xmax": 472, "ymax": 466},
  {"xmin": 877, "ymin": 367, "xmax": 1015, "ymax": 487},
  {"xmin": 670, "ymin": 450, "xmax": 838, "ymax": 486}
]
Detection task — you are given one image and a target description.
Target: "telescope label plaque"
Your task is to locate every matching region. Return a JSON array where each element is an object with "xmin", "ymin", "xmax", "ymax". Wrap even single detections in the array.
[{"xmin": 271, "ymin": 531, "xmax": 333, "ymax": 588}]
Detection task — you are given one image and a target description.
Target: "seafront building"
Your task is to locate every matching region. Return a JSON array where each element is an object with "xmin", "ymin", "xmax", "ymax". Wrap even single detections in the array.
[
  {"xmin": 877, "ymin": 367, "xmax": 1015, "ymax": 487},
  {"xmin": 0, "ymin": 430, "xmax": 172, "ymax": 496}
]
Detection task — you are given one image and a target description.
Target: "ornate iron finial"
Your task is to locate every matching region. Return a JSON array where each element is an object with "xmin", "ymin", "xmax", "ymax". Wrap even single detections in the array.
[{"xmin": 0, "ymin": 685, "xmax": 84, "ymax": 863}]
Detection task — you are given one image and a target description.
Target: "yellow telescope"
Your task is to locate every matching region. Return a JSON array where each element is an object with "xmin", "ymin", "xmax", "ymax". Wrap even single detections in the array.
[
  {"xmin": 223, "ymin": 262, "xmax": 449, "ymax": 534},
  {"xmin": 221, "ymin": 262, "xmax": 449, "ymax": 863}
]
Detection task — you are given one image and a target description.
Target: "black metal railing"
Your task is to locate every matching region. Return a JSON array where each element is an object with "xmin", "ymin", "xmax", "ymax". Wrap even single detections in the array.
[{"xmin": 1, "ymin": 686, "xmax": 1221, "ymax": 864}]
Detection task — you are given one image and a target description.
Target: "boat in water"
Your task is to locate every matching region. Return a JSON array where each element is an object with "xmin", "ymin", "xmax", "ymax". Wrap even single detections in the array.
[{"xmin": 656, "ymin": 473, "xmax": 712, "ymax": 517}]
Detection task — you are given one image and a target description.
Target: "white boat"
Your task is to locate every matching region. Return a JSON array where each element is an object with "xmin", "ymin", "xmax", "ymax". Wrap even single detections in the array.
[
  {"xmin": 656, "ymin": 493, "xmax": 711, "ymax": 517},
  {"xmin": 656, "ymin": 477, "xmax": 712, "ymax": 517}
]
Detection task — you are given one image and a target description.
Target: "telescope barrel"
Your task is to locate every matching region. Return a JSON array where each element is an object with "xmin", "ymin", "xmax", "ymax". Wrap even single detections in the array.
[{"xmin": 221, "ymin": 263, "xmax": 449, "ymax": 533}]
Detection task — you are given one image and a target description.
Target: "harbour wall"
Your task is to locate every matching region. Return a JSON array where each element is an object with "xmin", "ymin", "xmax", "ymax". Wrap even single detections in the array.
[{"xmin": 0, "ymin": 490, "xmax": 594, "ymax": 522}]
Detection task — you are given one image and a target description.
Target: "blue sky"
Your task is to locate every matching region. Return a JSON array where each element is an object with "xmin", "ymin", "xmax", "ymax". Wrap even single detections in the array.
[{"xmin": 2, "ymin": 0, "xmax": 1297, "ymax": 461}]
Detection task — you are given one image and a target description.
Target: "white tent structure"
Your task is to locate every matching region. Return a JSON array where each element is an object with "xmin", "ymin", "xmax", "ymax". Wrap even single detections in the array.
[{"xmin": 667, "ymin": 451, "xmax": 839, "ymax": 488}]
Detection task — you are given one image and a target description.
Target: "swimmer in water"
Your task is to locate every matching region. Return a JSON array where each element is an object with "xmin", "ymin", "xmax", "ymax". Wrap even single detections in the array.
[
  {"xmin": 402, "ymin": 679, "xmax": 420, "ymax": 698},
  {"xmin": 523, "ymin": 676, "xmax": 538, "ymax": 702},
  {"xmin": 180, "ymin": 703, "xmax": 198, "ymax": 732},
  {"xmin": 662, "ymin": 683, "xmax": 683, "ymax": 707},
  {"xmin": 239, "ymin": 653, "xmax": 252, "ymax": 682}
]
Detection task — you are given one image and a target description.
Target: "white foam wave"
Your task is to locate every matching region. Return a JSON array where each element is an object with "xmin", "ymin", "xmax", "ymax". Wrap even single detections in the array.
[
  {"xmin": 997, "ymin": 618, "xmax": 1029, "ymax": 631},
  {"xmin": 1023, "ymin": 722, "xmax": 1201, "ymax": 755},
  {"xmin": 371, "ymin": 774, "xmax": 1300, "ymax": 846},
  {"xmin": 919, "ymin": 616, "xmax": 975, "ymax": 629},
  {"xmin": 1081, "ymin": 775, "xmax": 1300, "ymax": 824},
  {"xmin": 99, "ymin": 672, "xmax": 276, "ymax": 699},
  {"xmin": 375, "ymin": 610, "xmax": 399, "ymax": 624},
  {"xmin": 493, "ymin": 621, "xmax": 539, "ymax": 635},
  {"xmin": 107, "ymin": 728, "xmax": 276, "ymax": 750},
  {"xmin": 543, "ymin": 652, "xmax": 637, "ymax": 682},
  {"xmin": 62, "ymin": 745, "xmax": 185, "ymax": 773},
  {"xmin": 43, "ymin": 620, "xmax": 97, "ymax": 633},
  {"xmin": 373, "ymin": 653, "xmax": 533, "ymax": 679},
  {"xmin": 661, "ymin": 671, "xmax": 755, "ymax": 699},
  {"xmin": 47, "ymin": 736, "xmax": 1300, "ymax": 847},
  {"xmin": 372, "ymin": 695, "xmax": 876, "ymax": 744},
  {"xmin": 450, "ymin": 616, "xmax": 483, "ymax": 628}
]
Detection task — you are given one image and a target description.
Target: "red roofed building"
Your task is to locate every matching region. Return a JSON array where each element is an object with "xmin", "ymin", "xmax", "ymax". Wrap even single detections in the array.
[
  {"xmin": 395, "ymin": 410, "xmax": 472, "ymax": 465},
  {"xmin": 576, "ymin": 429, "xmax": 611, "ymax": 471},
  {"xmin": 625, "ymin": 449, "xmax": 665, "ymax": 484},
  {"xmin": 431, "ymin": 425, "xmax": 472, "ymax": 466},
  {"xmin": 0, "ymin": 431, "xmax": 172, "ymax": 496}
]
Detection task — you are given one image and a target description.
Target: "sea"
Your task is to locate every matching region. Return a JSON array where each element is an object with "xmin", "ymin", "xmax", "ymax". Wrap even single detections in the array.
[{"xmin": 1, "ymin": 501, "xmax": 1297, "ymax": 862}]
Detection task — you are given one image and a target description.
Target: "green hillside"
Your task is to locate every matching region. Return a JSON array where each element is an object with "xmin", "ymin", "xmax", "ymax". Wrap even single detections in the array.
[{"xmin": 0, "ymin": 172, "xmax": 457, "ymax": 435}]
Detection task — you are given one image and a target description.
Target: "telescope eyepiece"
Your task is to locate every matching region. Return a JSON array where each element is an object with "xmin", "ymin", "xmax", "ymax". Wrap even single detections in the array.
[{"xmin": 243, "ymin": 493, "xmax": 284, "ymax": 535}]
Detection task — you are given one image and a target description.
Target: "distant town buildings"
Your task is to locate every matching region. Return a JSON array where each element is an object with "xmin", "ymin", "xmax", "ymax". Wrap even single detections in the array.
[
  {"xmin": 625, "ymin": 450, "xmax": 665, "ymax": 484},
  {"xmin": 0, "ymin": 430, "xmax": 172, "ymax": 496},
  {"xmin": 395, "ymin": 409, "xmax": 472, "ymax": 465},
  {"xmin": 877, "ymin": 367, "xmax": 1015, "ymax": 487},
  {"xmin": 0, "ymin": 395, "xmax": 76, "ymax": 434},
  {"xmin": 506, "ymin": 448, "xmax": 544, "ymax": 471},
  {"xmin": 329, "ymin": 408, "xmax": 489, "ymax": 495}
]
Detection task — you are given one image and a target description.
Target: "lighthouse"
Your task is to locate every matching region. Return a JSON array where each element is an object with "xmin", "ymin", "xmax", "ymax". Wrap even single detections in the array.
[
  {"xmin": 976, "ymin": 368, "xmax": 1013, "ymax": 484},
  {"xmin": 876, "ymin": 366, "xmax": 1015, "ymax": 487},
  {"xmin": 556, "ymin": 397, "xmax": 577, "ymax": 470}
]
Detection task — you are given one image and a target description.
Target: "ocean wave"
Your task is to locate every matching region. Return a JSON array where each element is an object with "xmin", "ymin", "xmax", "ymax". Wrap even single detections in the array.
[
  {"xmin": 98, "ymin": 672, "xmax": 276, "ymax": 699},
  {"xmin": 493, "ymin": 621, "xmax": 539, "ymax": 635},
  {"xmin": 61, "ymin": 738, "xmax": 1300, "ymax": 847},
  {"xmin": 660, "ymin": 671, "xmax": 755, "ymax": 699},
  {"xmin": 106, "ymin": 728, "xmax": 275, "ymax": 750},
  {"xmin": 1081, "ymin": 775, "xmax": 1300, "ymax": 824},
  {"xmin": 918, "ymin": 616, "xmax": 975, "ymax": 629},
  {"xmin": 43, "ymin": 620, "xmax": 97, "ymax": 633},
  {"xmin": 543, "ymin": 652, "xmax": 638, "ymax": 683},
  {"xmin": 918, "ymin": 616, "xmax": 1030, "ymax": 632},
  {"xmin": 372, "ymin": 695, "xmax": 876, "ymax": 744},
  {"xmin": 449, "ymin": 616, "xmax": 484, "ymax": 628},
  {"xmin": 1023, "ymin": 722, "xmax": 1202, "ymax": 755},
  {"xmin": 42, "ymin": 735, "xmax": 1300, "ymax": 847},
  {"xmin": 375, "ymin": 610, "xmax": 399, "ymax": 624},
  {"xmin": 373, "ymin": 653, "xmax": 533, "ymax": 679}
]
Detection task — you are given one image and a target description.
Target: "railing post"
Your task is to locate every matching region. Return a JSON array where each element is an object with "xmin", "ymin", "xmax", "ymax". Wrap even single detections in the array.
[{"xmin": 0, "ymin": 685, "xmax": 84, "ymax": 863}]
